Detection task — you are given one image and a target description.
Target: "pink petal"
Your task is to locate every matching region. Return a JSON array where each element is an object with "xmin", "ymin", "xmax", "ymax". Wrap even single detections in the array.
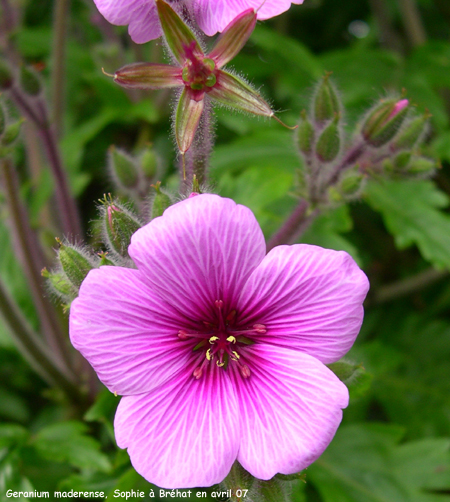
[
  {"xmin": 230, "ymin": 344, "xmax": 348, "ymax": 479},
  {"xmin": 93, "ymin": 0, "xmax": 161, "ymax": 43},
  {"xmin": 195, "ymin": 0, "xmax": 304, "ymax": 36},
  {"xmin": 115, "ymin": 362, "xmax": 240, "ymax": 488},
  {"xmin": 128, "ymin": 194, "xmax": 265, "ymax": 321},
  {"xmin": 70, "ymin": 267, "xmax": 194, "ymax": 396},
  {"xmin": 237, "ymin": 245, "xmax": 369, "ymax": 364}
]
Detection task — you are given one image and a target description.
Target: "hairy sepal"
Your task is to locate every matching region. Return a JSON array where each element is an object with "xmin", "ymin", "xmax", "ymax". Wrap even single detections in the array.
[
  {"xmin": 208, "ymin": 71, "xmax": 272, "ymax": 117},
  {"xmin": 114, "ymin": 63, "xmax": 182, "ymax": 90},
  {"xmin": 209, "ymin": 9, "xmax": 257, "ymax": 68}
]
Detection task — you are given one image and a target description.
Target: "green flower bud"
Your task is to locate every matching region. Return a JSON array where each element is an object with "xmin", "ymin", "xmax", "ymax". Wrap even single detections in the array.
[
  {"xmin": 339, "ymin": 171, "xmax": 365, "ymax": 196},
  {"xmin": 362, "ymin": 98, "xmax": 409, "ymax": 147},
  {"xmin": 315, "ymin": 114, "xmax": 340, "ymax": 162},
  {"xmin": 140, "ymin": 146, "xmax": 158, "ymax": 179},
  {"xmin": 392, "ymin": 112, "xmax": 430, "ymax": 150},
  {"xmin": 394, "ymin": 151, "xmax": 412, "ymax": 169},
  {"xmin": 108, "ymin": 146, "xmax": 140, "ymax": 190},
  {"xmin": 407, "ymin": 156, "xmax": 436, "ymax": 175},
  {"xmin": 101, "ymin": 198, "xmax": 142, "ymax": 258},
  {"xmin": 0, "ymin": 61, "xmax": 13, "ymax": 90},
  {"xmin": 20, "ymin": 66, "xmax": 42, "ymax": 96},
  {"xmin": 98, "ymin": 251, "xmax": 115, "ymax": 266},
  {"xmin": 42, "ymin": 268, "xmax": 77, "ymax": 301},
  {"xmin": 327, "ymin": 359, "xmax": 372, "ymax": 398},
  {"xmin": 1, "ymin": 119, "xmax": 24, "ymax": 146},
  {"xmin": 327, "ymin": 186, "xmax": 343, "ymax": 203},
  {"xmin": 296, "ymin": 110, "xmax": 314, "ymax": 155},
  {"xmin": 151, "ymin": 182, "xmax": 173, "ymax": 218},
  {"xmin": 313, "ymin": 73, "xmax": 340, "ymax": 125},
  {"xmin": 56, "ymin": 239, "xmax": 96, "ymax": 290}
]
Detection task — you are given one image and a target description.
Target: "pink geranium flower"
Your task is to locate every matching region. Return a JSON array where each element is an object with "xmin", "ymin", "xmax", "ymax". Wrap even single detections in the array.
[
  {"xmin": 70, "ymin": 194, "xmax": 369, "ymax": 488},
  {"xmin": 93, "ymin": 0, "xmax": 305, "ymax": 43}
]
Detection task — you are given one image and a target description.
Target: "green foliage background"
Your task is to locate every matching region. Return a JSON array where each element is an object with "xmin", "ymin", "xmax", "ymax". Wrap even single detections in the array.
[{"xmin": 1, "ymin": 0, "xmax": 450, "ymax": 500}]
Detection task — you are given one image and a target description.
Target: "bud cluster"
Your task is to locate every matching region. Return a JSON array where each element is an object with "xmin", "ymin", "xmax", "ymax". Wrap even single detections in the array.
[
  {"xmin": 42, "ymin": 239, "xmax": 98, "ymax": 308},
  {"xmin": 45, "ymin": 182, "xmax": 177, "ymax": 307},
  {"xmin": 108, "ymin": 144, "xmax": 162, "ymax": 203},
  {"xmin": 295, "ymin": 75, "xmax": 433, "ymax": 208}
]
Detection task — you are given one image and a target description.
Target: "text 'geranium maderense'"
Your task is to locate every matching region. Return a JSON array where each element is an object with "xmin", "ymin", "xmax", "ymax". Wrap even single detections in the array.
[
  {"xmin": 69, "ymin": 194, "xmax": 369, "ymax": 489},
  {"xmin": 93, "ymin": 0, "xmax": 305, "ymax": 43},
  {"xmin": 111, "ymin": 0, "xmax": 296, "ymax": 168}
]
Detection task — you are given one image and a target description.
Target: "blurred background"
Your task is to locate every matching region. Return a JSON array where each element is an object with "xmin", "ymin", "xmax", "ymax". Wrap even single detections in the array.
[{"xmin": 1, "ymin": 0, "xmax": 450, "ymax": 500}]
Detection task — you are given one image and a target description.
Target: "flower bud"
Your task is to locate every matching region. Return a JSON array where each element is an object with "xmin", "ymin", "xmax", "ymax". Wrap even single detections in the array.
[
  {"xmin": 362, "ymin": 98, "xmax": 409, "ymax": 147},
  {"xmin": 315, "ymin": 114, "xmax": 340, "ymax": 162},
  {"xmin": 313, "ymin": 73, "xmax": 340, "ymax": 125},
  {"xmin": 101, "ymin": 199, "xmax": 142, "ymax": 258},
  {"xmin": 56, "ymin": 240, "xmax": 96, "ymax": 290},
  {"xmin": 139, "ymin": 146, "xmax": 158, "ymax": 179},
  {"xmin": 108, "ymin": 146, "xmax": 141, "ymax": 191},
  {"xmin": 151, "ymin": 182, "xmax": 173, "ymax": 218},
  {"xmin": 339, "ymin": 170, "xmax": 365, "ymax": 197},
  {"xmin": 98, "ymin": 251, "xmax": 115, "ymax": 266},
  {"xmin": 42, "ymin": 268, "xmax": 77, "ymax": 301},
  {"xmin": 1, "ymin": 119, "xmax": 24, "ymax": 147},
  {"xmin": 19, "ymin": 65, "xmax": 42, "ymax": 96},
  {"xmin": 296, "ymin": 110, "xmax": 314, "ymax": 155},
  {"xmin": 392, "ymin": 112, "xmax": 430, "ymax": 151},
  {"xmin": 393, "ymin": 151, "xmax": 412, "ymax": 170},
  {"xmin": 327, "ymin": 360, "xmax": 371, "ymax": 398},
  {"xmin": 0, "ymin": 61, "xmax": 13, "ymax": 90},
  {"xmin": 406, "ymin": 156, "xmax": 436, "ymax": 175}
]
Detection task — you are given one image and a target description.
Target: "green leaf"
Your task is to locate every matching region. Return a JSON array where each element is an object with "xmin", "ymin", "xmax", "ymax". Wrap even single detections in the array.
[
  {"xmin": 308, "ymin": 424, "xmax": 450, "ymax": 502},
  {"xmin": 212, "ymin": 128, "xmax": 299, "ymax": 176},
  {"xmin": 0, "ymin": 424, "xmax": 29, "ymax": 449},
  {"xmin": 217, "ymin": 165, "xmax": 293, "ymax": 236},
  {"xmin": 33, "ymin": 421, "xmax": 112, "ymax": 472},
  {"xmin": 301, "ymin": 205, "xmax": 362, "ymax": 265},
  {"xmin": 365, "ymin": 179, "xmax": 450, "ymax": 269}
]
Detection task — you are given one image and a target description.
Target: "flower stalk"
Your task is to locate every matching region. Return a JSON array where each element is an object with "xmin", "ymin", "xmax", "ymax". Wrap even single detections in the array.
[{"xmin": 0, "ymin": 157, "xmax": 74, "ymax": 373}]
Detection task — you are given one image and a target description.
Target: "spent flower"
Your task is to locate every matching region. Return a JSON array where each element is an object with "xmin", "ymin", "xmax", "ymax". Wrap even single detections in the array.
[
  {"xmin": 70, "ymin": 194, "xmax": 369, "ymax": 488},
  {"xmin": 93, "ymin": 0, "xmax": 304, "ymax": 43},
  {"xmin": 110, "ymin": 0, "xmax": 295, "ymax": 172}
]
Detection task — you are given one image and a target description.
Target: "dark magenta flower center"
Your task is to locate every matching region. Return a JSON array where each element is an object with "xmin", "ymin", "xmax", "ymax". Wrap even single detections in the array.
[{"xmin": 178, "ymin": 299, "xmax": 266, "ymax": 379}]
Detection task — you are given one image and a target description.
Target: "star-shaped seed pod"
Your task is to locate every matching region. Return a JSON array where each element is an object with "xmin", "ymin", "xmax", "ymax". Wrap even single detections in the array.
[{"xmin": 108, "ymin": 0, "xmax": 295, "ymax": 176}]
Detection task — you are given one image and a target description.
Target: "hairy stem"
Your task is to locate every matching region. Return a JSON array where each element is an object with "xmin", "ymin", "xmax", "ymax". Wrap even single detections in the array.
[
  {"xmin": 180, "ymin": 98, "xmax": 214, "ymax": 193},
  {"xmin": 397, "ymin": 0, "xmax": 427, "ymax": 47},
  {"xmin": 9, "ymin": 86, "xmax": 82, "ymax": 237},
  {"xmin": 0, "ymin": 278, "xmax": 85, "ymax": 406},
  {"xmin": 1, "ymin": 157, "xmax": 74, "ymax": 373},
  {"xmin": 51, "ymin": 0, "xmax": 70, "ymax": 136},
  {"xmin": 267, "ymin": 199, "xmax": 318, "ymax": 251}
]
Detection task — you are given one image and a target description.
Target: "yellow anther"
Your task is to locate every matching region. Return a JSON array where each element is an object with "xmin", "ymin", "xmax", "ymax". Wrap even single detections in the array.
[
  {"xmin": 232, "ymin": 351, "xmax": 240, "ymax": 360},
  {"xmin": 114, "ymin": 391, "xmax": 118, "ymax": 397},
  {"xmin": 226, "ymin": 335, "xmax": 236, "ymax": 344},
  {"xmin": 216, "ymin": 361, "xmax": 225, "ymax": 367},
  {"xmin": 206, "ymin": 349, "xmax": 212, "ymax": 361},
  {"xmin": 209, "ymin": 336, "xmax": 219, "ymax": 344}
]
